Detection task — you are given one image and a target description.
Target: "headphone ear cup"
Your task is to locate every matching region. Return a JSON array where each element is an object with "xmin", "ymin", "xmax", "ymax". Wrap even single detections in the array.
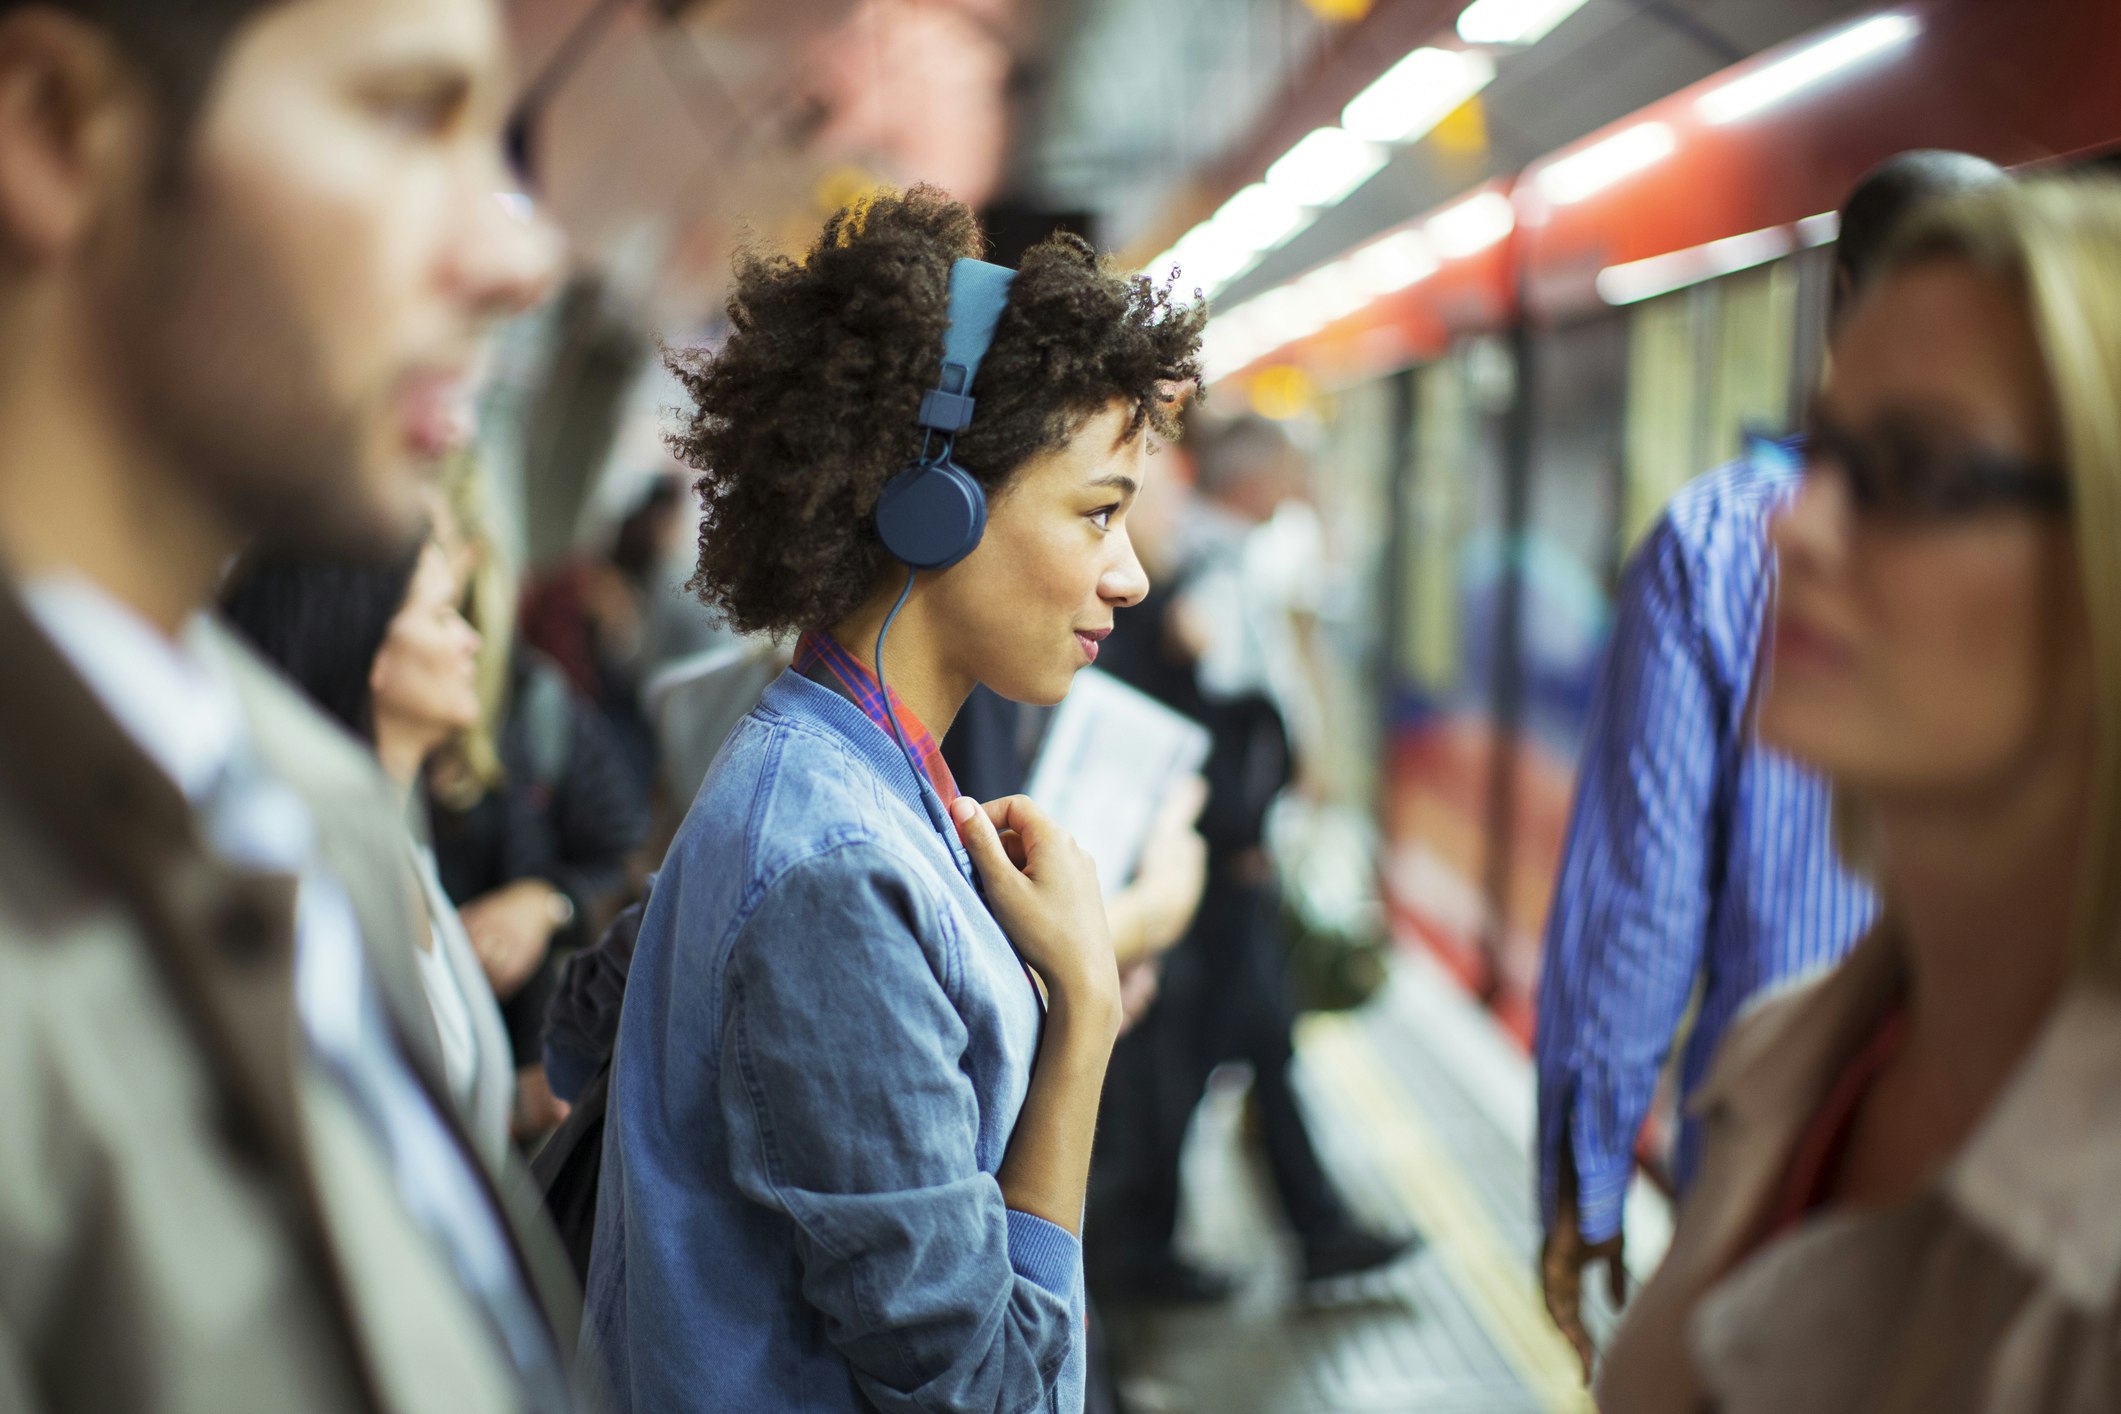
[{"xmin": 876, "ymin": 461, "xmax": 987, "ymax": 570}]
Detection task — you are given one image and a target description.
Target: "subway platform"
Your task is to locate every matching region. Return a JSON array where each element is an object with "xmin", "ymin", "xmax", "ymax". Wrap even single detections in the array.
[{"xmin": 1102, "ymin": 951, "xmax": 1672, "ymax": 1414}]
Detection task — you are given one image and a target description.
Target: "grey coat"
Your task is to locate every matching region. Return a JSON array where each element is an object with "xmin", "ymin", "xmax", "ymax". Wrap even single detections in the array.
[{"xmin": 0, "ymin": 583, "xmax": 587, "ymax": 1414}]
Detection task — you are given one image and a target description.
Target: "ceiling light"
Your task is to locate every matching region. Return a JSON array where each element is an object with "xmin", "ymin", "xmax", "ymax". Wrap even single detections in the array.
[
  {"xmin": 1294, "ymin": 261, "xmax": 1370, "ymax": 323},
  {"xmin": 1212, "ymin": 183, "xmax": 1314, "ymax": 253},
  {"xmin": 1166, "ymin": 226, "xmax": 1261, "ymax": 292},
  {"xmin": 1349, "ymin": 230, "xmax": 1439, "ymax": 294},
  {"xmin": 1456, "ymin": 0, "xmax": 1591, "ymax": 46},
  {"xmin": 1595, "ymin": 225, "xmax": 1795, "ymax": 305},
  {"xmin": 1426, "ymin": 190, "xmax": 1515, "ymax": 257},
  {"xmin": 1697, "ymin": 14, "xmax": 1919, "ymax": 126},
  {"xmin": 1342, "ymin": 47, "xmax": 1497, "ymax": 144},
  {"xmin": 1266, "ymin": 127, "xmax": 1390, "ymax": 208},
  {"xmin": 1248, "ymin": 285, "xmax": 1330, "ymax": 348},
  {"xmin": 1534, "ymin": 121, "xmax": 1675, "ymax": 205}
]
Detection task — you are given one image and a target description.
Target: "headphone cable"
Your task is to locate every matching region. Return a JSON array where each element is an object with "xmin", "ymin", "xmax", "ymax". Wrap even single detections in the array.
[{"xmin": 874, "ymin": 566, "xmax": 948, "ymax": 833}]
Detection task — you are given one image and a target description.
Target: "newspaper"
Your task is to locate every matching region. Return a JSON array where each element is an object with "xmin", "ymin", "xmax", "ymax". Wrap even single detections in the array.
[{"xmin": 1023, "ymin": 668, "xmax": 1211, "ymax": 896}]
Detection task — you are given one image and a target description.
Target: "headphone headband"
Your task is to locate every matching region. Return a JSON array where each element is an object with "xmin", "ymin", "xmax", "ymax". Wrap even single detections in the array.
[
  {"xmin": 877, "ymin": 257, "xmax": 1015, "ymax": 573},
  {"xmin": 917, "ymin": 258, "xmax": 1017, "ymax": 435}
]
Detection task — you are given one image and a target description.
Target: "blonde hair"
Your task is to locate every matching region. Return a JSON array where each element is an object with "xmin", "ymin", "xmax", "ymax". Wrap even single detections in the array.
[
  {"xmin": 1854, "ymin": 178, "xmax": 2121, "ymax": 978},
  {"xmin": 428, "ymin": 449, "xmax": 518, "ymax": 810}
]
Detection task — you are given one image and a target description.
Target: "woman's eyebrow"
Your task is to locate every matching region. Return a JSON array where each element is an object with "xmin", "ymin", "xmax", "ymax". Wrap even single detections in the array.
[{"xmin": 1088, "ymin": 473, "xmax": 1139, "ymax": 497}]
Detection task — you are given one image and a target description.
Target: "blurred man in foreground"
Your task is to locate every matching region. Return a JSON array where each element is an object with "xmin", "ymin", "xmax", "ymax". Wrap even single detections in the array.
[{"xmin": 0, "ymin": 1, "xmax": 576, "ymax": 1410}]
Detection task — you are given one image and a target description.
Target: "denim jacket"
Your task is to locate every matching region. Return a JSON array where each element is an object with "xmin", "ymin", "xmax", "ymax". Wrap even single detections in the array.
[{"xmin": 584, "ymin": 670, "xmax": 1084, "ymax": 1414}]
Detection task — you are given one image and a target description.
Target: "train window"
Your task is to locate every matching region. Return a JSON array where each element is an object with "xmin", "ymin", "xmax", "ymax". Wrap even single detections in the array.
[
  {"xmin": 1621, "ymin": 257, "xmax": 1803, "ymax": 553},
  {"xmin": 1311, "ymin": 377, "xmax": 1399, "ymax": 810},
  {"xmin": 1622, "ymin": 289, "xmax": 1702, "ymax": 552},
  {"xmin": 1399, "ymin": 351, "xmax": 1480, "ymax": 710},
  {"xmin": 1705, "ymin": 263, "xmax": 1800, "ymax": 477}
]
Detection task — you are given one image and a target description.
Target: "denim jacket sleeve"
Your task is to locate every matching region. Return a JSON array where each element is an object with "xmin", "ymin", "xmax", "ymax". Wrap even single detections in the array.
[{"xmin": 717, "ymin": 840, "xmax": 1077, "ymax": 1414}]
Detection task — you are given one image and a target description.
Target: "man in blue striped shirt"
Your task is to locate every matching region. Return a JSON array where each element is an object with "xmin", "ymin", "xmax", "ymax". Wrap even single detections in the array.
[{"xmin": 1533, "ymin": 151, "xmax": 2005, "ymax": 1374}]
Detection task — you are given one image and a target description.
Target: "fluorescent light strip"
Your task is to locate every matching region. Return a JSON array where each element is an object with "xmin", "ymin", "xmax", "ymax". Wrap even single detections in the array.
[
  {"xmin": 1343, "ymin": 47, "xmax": 1496, "ymax": 144},
  {"xmin": 1427, "ymin": 190, "xmax": 1515, "ymax": 257},
  {"xmin": 1456, "ymin": 0, "xmax": 1591, "ymax": 45},
  {"xmin": 1150, "ymin": 33, "xmax": 1506, "ymax": 301},
  {"xmin": 1213, "ymin": 182, "xmax": 1312, "ymax": 252},
  {"xmin": 1697, "ymin": 13, "xmax": 1919, "ymax": 126},
  {"xmin": 1350, "ymin": 230, "xmax": 1440, "ymax": 295},
  {"xmin": 1163, "ymin": 229, "xmax": 1258, "ymax": 291},
  {"xmin": 1595, "ymin": 225, "xmax": 1796, "ymax": 306},
  {"xmin": 1295, "ymin": 261, "xmax": 1371, "ymax": 323},
  {"xmin": 1266, "ymin": 127, "xmax": 1390, "ymax": 208},
  {"xmin": 1534, "ymin": 121, "xmax": 1675, "ymax": 205},
  {"xmin": 1203, "ymin": 191, "xmax": 1509, "ymax": 381}
]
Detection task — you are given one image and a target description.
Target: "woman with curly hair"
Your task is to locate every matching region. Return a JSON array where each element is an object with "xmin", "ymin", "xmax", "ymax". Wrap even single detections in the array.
[{"xmin": 582, "ymin": 187, "xmax": 1205, "ymax": 1414}]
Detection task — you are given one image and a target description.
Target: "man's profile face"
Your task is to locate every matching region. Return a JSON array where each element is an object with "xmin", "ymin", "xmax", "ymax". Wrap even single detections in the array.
[{"xmin": 105, "ymin": 0, "xmax": 551, "ymax": 556}]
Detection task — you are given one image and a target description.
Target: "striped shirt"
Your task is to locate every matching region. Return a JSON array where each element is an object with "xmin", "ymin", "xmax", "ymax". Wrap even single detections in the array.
[
  {"xmin": 1533, "ymin": 447, "xmax": 1878, "ymax": 1245},
  {"xmin": 794, "ymin": 630, "xmax": 961, "ymax": 806}
]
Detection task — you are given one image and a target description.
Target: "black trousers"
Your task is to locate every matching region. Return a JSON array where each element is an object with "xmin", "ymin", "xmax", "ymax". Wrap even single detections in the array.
[{"xmin": 1090, "ymin": 869, "xmax": 1347, "ymax": 1265}]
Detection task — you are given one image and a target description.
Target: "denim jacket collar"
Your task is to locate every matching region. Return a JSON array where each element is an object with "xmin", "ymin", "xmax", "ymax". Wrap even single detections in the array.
[{"xmin": 761, "ymin": 670, "xmax": 978, "ymax": 886}]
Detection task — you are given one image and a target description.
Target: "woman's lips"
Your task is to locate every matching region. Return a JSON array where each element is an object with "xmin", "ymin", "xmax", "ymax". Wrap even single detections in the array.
[
  {"xmin": 1771, "ymin": 613, "xmax": 1851, "ymax": 674},
  {"xmin": 1075, "ymin": 628, "xmax": 1110, "ymax": 664}
]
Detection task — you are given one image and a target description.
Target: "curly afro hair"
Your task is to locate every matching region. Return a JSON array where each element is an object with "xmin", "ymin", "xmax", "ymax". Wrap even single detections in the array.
[{"xmin": 669, "ymin": 185, "xmax": 1207, "ymax": 638}]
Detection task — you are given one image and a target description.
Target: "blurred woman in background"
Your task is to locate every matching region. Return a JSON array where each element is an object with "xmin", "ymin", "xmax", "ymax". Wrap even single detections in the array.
[
  {"xmin": 426, "ymin": 456, "xmax": 650, "ymax": 1138},
  {"xmin": 223, "ymin": 541, "xmax": 516, "ymax": 1162},
  {"xmin": 1599, "ymin": 179, "xmax": 2121, "ymax": 1411}
]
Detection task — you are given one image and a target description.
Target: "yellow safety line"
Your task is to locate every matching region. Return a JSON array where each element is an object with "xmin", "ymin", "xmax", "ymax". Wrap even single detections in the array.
[{"xmin": 1298, "ymin": 1012, "xmax": 1595, "ymax": 1414}]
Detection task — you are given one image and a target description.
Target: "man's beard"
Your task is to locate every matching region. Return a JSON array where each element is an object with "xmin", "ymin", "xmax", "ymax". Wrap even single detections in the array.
[{"xmin": 107, "ymin": 180, "xmax": 427, "ymax": 565}]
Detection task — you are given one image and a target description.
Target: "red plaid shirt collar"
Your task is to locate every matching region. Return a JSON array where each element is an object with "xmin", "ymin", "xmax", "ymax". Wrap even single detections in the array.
[{"xmin": 794, "ymin": 630, "xmax": 961, "ymax": 806}]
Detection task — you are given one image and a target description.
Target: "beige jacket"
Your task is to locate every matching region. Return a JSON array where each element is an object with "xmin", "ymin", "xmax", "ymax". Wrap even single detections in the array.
[
  {"xmin": 0, "ymin": 584, "xmax": 584, "ymax": 1413},
  {"xmin": 1598, "ymin": 926, "xmax": 2121, "ymax": 1414}
]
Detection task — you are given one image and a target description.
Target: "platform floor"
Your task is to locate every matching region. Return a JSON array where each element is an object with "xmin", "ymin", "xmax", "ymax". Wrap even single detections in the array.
[{"xmin": 1102, "ymin": 951, "xmax": 1669, "ymax": 1414}]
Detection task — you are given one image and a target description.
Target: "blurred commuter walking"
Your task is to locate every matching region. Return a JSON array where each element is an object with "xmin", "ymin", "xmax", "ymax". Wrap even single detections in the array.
[
  {"xmin": 1535, "ymin": 150, "xmax": 2002, "ymax": 1371},
  {"xmin": 0, "ymin": 1, "xmax": 585, "ymax": 1410},
  {"xmin": 1602, "ymin": 176, "xmax": 2121, "ymax": 1414},
  {"xmin": 1090, "ymin": 422, "xmax": 1415, "ymax": 1301}
]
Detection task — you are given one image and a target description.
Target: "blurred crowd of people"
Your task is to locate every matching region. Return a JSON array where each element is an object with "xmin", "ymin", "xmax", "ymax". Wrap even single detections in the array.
[{"xmin": 8, "ymin": 3, "xmax": 2121, "ymax": 1414}]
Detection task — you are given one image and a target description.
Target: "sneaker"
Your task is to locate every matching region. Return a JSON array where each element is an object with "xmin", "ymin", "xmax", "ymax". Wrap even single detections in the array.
[{"xmin": 1300, "ymin": 1227, "xmax": 1421, "ymax": 1284}]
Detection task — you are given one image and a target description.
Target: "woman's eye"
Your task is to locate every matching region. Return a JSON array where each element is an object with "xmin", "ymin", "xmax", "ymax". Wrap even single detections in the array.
[
  {"xmin": 1088, "ymin": 506, "xmax": 1117, "ymax": 531},
  {"xmin": 367, "ymin": 77, "xmax": 470, "ymax": 138}
]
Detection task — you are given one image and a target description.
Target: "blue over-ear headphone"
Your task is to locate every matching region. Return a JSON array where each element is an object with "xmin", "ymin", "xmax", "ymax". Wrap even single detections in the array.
[
  {"xmin": 875, "ymin": 258, "xmax": 1017, "ymax": 570},
  {"xmin": 867, "ymin": 257, "xmax": 1017, "ymax": 841}
]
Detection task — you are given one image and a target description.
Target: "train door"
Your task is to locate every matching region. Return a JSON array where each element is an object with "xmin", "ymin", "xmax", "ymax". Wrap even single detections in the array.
[{"xmin": 1381, "ymin": 336, "xmax": 1514, "ymax": 1002}]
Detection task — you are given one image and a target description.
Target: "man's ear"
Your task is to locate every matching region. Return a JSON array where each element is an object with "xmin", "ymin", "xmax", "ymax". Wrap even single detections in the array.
[{"xmin": 0, "ymin": 10, "xmax": 145, "ymax": 263}]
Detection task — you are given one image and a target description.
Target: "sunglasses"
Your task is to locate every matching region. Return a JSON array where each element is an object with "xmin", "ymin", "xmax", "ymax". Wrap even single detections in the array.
[{"xmin": 1755, "ymin": 411, "xmax": 2072, "ymax": 523}]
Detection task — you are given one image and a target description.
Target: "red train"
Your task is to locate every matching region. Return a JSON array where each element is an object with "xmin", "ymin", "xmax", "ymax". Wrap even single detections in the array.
[{"xmin": 1205, "ymin": 0, "xmax": 2121, "ymax": 1046}]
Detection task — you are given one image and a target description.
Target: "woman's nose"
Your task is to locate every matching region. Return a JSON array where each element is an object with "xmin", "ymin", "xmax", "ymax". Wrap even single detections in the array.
[
  {"xmin": 1770, "ymin": 471, "xmax": 1849, "ymax": 575},
  {"xmin": 1101, "ymin": 532, "xmax": 1150, "ymax": 609}
]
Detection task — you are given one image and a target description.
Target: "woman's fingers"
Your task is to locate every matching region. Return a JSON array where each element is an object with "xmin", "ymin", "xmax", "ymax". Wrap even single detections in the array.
[
  {"xmin": 952, "ymin": 797, "xmax": 1021, "ymax": 891},
  {"xmin": 976, "ymin": 795, "xmax": 1070, "ymax": 872},
  {"xmin": 976, "ymin": 794, "xmax": 1047, "ymax": 839}
]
